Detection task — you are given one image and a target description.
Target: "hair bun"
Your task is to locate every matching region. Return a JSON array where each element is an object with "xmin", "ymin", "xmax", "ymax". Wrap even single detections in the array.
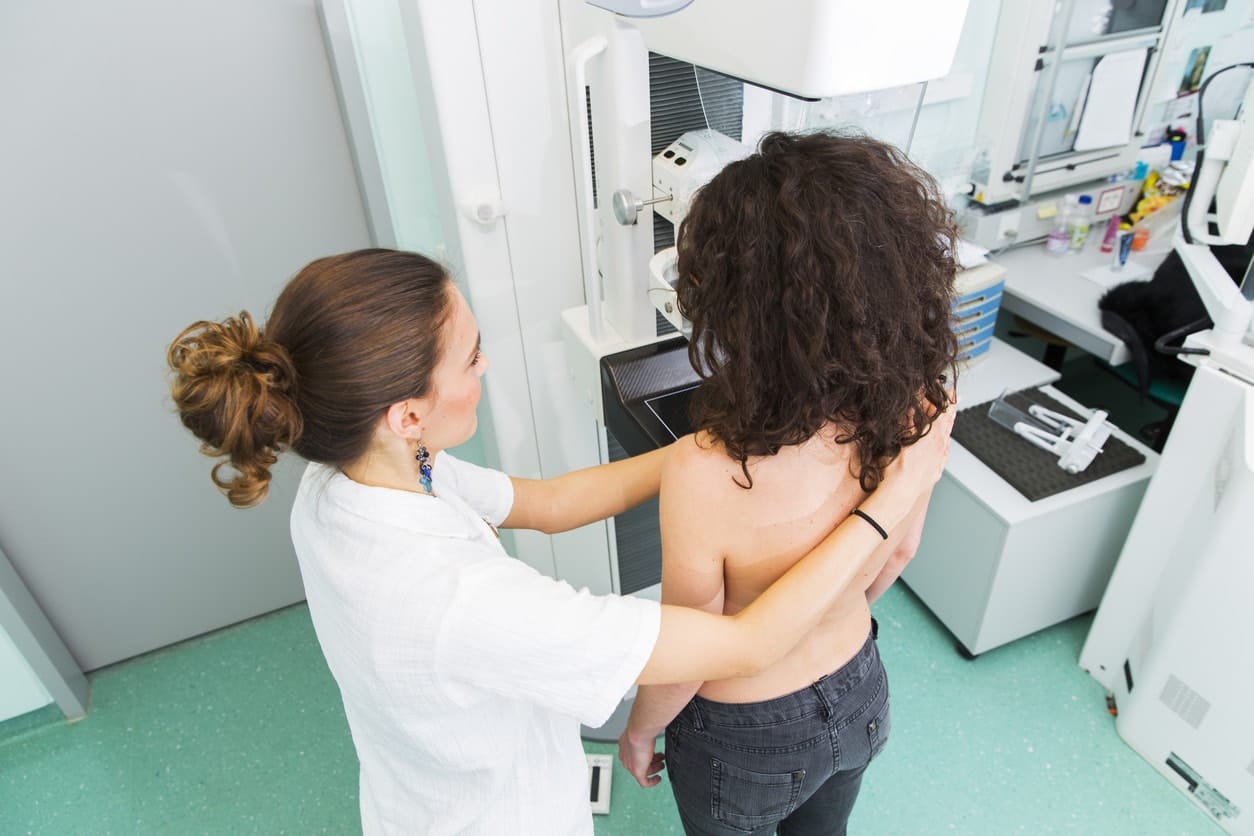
[{"xmin": 167, "ymin": 312, "xmax": 303, "ymax": 508}]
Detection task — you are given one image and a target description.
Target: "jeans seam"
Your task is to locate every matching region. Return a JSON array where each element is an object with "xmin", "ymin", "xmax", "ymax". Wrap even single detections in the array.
[
  {"xmin": 833, "ymin": 669, "xmax": 885, "ymax": 733},
  {"xmin": 684, "ymin": 729, "xmax": 828, "ymax": 756},
  {"xmin": 692, "ymin": 708, "xmax": 827, "ymax": 730}
]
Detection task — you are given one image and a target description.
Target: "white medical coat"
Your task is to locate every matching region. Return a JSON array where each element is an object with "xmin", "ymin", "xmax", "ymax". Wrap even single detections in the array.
[{"xmin": 290, "ymin": 454, "xmax": 660, "ymax": 835}]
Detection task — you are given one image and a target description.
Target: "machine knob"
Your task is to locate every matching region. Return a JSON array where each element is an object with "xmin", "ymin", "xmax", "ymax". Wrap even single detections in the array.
[{"xmin": 611, "ymin": 188, "xmax": 672, "ymax": 226}]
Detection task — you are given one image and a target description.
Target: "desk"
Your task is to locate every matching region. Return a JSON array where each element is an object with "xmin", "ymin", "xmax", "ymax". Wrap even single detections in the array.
[
  {"xmin": 902, "ymin": 369, "xmax": 1159, "ymax": 655},
  {"xmin": 994, "ymin": 242, "xmax": 1172, "ymax": 367},
  {"xmin": 955, "ymin": 337, "xmax": 1059, "ymax": 406}
]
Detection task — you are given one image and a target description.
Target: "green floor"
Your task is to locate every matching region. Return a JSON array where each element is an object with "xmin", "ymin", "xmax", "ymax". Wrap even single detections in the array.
[{"xmin": 0, "ymin": 583, "xmax": 1217, "ymax": 836}]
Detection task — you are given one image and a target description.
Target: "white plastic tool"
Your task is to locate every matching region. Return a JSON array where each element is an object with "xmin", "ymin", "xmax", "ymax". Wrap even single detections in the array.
[{"xmin": 989, "ymin": 397, "xmax": 1113, "ymax": 474}]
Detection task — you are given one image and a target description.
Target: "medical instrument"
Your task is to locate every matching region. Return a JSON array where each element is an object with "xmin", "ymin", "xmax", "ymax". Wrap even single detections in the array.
[
  {"xmin": 322, "ymin": 0, "xmax": 972, "ymax": 749},
  {"xmin": 902, "ymin": 383, "xmax": 1155, "ymax": 657},
  {"xmin": 1080, "ymin": 70, "xmax": 1254, "ymax": 834},
  {"xmin": 987, "ymin": 396, "xmax": 1112, "ymax": 474},
  {"xmin": 646, "ymin": 129, "xmax": 750, "ymax": 226},
  {"xmin": 612, "ymin": 128, "xmax": 749, "ymax": 227}
]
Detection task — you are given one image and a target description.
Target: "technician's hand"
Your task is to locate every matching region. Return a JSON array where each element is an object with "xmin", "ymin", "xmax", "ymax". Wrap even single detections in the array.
[
  {"xmin": 617, "ymin": 729, "xmax": 665, "ymax": 788},
  {"xmin": 900, "ymin": 395, "xmax": 956, "ymax": 491},
  {"xmin": 864, "ymin": 395, "xmax": 957, "ymax": 532}
]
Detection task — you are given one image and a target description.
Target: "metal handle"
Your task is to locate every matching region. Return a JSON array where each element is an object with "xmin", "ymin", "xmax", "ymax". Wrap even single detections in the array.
[
  {"xmin": 570, "ymin": 36, "xmax": 608, "ymax": 340},
  {"xmin": 611, "ymin": 188, "xmax": 672, "ymax": 225}
]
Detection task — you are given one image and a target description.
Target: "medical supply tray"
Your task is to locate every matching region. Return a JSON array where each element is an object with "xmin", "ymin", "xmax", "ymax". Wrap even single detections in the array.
[{"xmin": 952, "ymin": 387, "xmax": 1146, "ymax": 501}]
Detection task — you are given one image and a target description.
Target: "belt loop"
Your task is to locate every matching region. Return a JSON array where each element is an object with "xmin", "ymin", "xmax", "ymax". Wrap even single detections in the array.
[
  {"xmin": 811, "ymin": 681, "xmax": 834, "ymax": 721},
  {"xmin": 687, "ymin": 698, "xmax": 706, "ymax": 731}
]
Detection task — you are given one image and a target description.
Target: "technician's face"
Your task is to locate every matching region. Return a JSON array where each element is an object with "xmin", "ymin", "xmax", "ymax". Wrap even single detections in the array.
[{"xmin": 422, "ymin": 287, "xmax": 488, "ymax": 452}]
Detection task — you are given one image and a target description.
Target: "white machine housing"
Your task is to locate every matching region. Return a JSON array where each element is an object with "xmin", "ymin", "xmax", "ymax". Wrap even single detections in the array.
[
  {"xmin": 561, "ymin": 0, "xmax": 971, "ymax": 605},
  {"xmin": 1080, "ymin": 73, "xmax": 1254, "ymax": 834},
  {"xmin": 320, "ymin": 0, "xmax": 972, "ymax": 612},
  {"xmin": 651, "ymin": 129, "xmax": 750, "ymax": 226},
  {"xmin": 616, "ymin": 0, "xmax": 969, "ymax": 100}
]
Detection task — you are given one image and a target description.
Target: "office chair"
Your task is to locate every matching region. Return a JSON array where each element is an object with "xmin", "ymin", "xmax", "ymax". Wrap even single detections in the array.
[{"xmin": 1091, "ymin": 337, "xmax": 1187, "ymax": 452}]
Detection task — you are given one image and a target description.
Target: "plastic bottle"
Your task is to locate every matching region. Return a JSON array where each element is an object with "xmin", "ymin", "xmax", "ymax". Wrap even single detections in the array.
[
  {"xmin": 1099, "ymin": 214, "xmax": 1121, "ymax": 253},
  {"xmin": 1045, "ymin": 196, "xmax": 1074, "ymax": 255},
  {"xmin": 1068, "ymin": 194, "xmax": 1094, "ymax": 252}
]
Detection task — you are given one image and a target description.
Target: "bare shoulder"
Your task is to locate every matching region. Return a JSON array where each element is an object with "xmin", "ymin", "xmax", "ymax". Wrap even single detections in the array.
[
  {"xmin": 659, "ymin": 433, "xmax": 738, "ymax": 563},
  {"xmin": 661, "ymin": 433, "xmax": 748, "ymax": 538},
  {"xmin": 662, "ymin": 431, "xmax": 742, "ymax": 492}
]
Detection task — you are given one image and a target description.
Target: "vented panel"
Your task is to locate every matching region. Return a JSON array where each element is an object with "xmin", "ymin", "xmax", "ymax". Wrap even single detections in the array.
[
  {"xmin": 649, "ymin": 54, "xmax": 743, "ymax": 155},
  {"xmin": 607, "ymin": 430, "xmax": 662, "ymax": 595},
  {"xmin": 654, "ymin": 211, "xmax": 676, "ymax": 254},
  {"xmin": 1159, "ymin": 675, "xmax": 1211, "ymax": 730},
  {"xmin": 649, "ymin": 52, "xmax": 744, "ymax": 257},
  {"xmin": 586, "ymin": 86, "xmax": 597, "ymax": 208},
  {"xmin": 648, "ymin": 53, "xmax": 742, "ymax": 329}
]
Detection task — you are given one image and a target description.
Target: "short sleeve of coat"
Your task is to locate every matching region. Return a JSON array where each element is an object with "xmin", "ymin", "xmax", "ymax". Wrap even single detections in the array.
[
  {"xmin": 433, "ymin": 556, "xmax": 661, "ymax": 728},
  {"xmin": 434, "ymin": 451, "xmax": 514, "ymax": 526}
]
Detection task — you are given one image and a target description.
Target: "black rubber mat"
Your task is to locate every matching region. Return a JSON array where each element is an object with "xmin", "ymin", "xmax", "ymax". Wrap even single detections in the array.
[{"xmin": 952, "ymin": 388, "xmax": 1146, "ymax": 502}]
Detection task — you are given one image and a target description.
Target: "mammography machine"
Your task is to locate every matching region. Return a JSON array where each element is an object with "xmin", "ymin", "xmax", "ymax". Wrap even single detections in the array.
[
  {"xmin": 319, "ymin": 0, "xmax": 970, "ymax": 750},
  {"xmin": 320, "ymin": 0, "xmax": 969, "ymax": 598},
  {"xmin": 1080, "ymin": 73, "xmax": 1254, "ymax": 834}
]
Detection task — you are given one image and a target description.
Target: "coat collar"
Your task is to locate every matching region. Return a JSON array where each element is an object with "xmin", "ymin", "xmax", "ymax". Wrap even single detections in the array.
[{"xmin": 308, "ymin": 463, "xmax": 482, "ymax": 541}]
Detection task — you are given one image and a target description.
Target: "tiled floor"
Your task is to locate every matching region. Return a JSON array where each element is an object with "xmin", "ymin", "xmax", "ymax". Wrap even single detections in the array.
[{"xmin": 0, "ymin": 584, "xmax": 1217, "ymax": 836}]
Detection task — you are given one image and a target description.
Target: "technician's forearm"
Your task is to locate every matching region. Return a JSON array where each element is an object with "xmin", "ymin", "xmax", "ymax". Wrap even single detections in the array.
[
  {"xmin": 641, "ymin": 510, "xmax": 891, "ymax": 684},
  {"xmin": 638, "ymin": 430, "xmax": 949, "ymax": 685},
  {"xmin": 732, "ymin": 510, "xmax": 889, "ymax": 667},
  {"xmin": 866, "ymin": 490, "xmax": 933, "ymax": 604},
  {"xmin": 626, "ymin": 682, "xmax": 702, "ymax": 741},
  {"xmin": 504, "ymin": 446, "xmax": 667, "ymax": 533}
]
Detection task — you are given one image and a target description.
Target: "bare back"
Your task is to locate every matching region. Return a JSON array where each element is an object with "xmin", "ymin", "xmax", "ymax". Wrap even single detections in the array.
[{"xmin": 660, "ymin": 430, "xmax": 908, "ymax": 704}]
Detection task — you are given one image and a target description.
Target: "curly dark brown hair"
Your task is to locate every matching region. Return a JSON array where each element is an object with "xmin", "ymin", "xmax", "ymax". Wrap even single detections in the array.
[{"xmin": 675, "ymin": 131, "xmax": 959, "ymax": 491}]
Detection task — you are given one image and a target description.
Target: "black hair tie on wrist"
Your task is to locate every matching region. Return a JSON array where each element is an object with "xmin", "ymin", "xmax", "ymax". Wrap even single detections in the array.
[{"xmin": 852, "ymin": 508, "xmax": 888, "ymax": 540}]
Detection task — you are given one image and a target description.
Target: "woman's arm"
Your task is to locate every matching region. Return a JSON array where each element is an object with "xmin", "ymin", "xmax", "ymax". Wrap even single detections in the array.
[
  {"xmin": 865, "ymin": 489, "xmax": 934, "ymax": 604},
  {"xmin": 635, "ymin": 404, "xmax": 954, "ymax": 686},
  {"xmin": 500, "ymin": 445, "xmax": 668, "ymax": 534},
  {"xmin": 621, "ymin": 438, "xmax": 727, "ymax": 785}
]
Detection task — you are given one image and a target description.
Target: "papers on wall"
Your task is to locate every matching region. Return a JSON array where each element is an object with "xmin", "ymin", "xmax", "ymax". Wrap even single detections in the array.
[{"xmin": 1074, "ymin": 48, "xmax": 1149, "ymax": 152}]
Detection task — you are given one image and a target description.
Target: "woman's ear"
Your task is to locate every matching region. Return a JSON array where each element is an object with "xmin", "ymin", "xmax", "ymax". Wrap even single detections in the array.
[{"xmin": 382, "ymin": 399, "xmax": 424, "ymax": 440}]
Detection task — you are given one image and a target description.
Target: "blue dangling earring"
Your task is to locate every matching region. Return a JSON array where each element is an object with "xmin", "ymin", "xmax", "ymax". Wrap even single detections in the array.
[{"xmin": 415, "ymin": 443, "xmax": 433, "ymax": 494}]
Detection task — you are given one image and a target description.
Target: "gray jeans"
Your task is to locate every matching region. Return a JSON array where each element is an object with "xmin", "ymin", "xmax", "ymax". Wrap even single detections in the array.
[{"xmin": 665, "ymin": 628, "xmax": 889, "ymax": 836}]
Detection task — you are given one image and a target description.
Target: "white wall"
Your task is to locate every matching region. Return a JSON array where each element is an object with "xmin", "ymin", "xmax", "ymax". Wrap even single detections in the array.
[
  {"xmin": 0, "ymin": 626, "xmax": 52, "ymax": 723},
  {"xmin": 321, "ymin": 0, "xmax": 493, "ymax": 468},
  {"xmin": 0, "ymin": 0, "xmax": 372, "ymax": 670}
]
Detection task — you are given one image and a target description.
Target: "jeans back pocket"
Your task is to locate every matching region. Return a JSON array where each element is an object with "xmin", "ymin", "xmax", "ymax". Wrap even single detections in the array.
[{"xmin": 712, "ymin": 757, "xmax": 805, "ymax": 832}]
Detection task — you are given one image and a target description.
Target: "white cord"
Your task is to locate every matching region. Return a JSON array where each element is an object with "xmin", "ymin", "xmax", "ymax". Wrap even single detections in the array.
[{"xmin": 693, "ymin": 63, "xmax": 711, "ymax": 131}]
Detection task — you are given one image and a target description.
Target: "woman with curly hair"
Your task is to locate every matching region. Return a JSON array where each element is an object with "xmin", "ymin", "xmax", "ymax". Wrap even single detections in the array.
[
  {"xmin": 165, "ymin": 245, "xmax": 952, "ymax": 834},
  {"xmin": 619, "ymin": 131, "xmax": 959, "ymax": 835}
]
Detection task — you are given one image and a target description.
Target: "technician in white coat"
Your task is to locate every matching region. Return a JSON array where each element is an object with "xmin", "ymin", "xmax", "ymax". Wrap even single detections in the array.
[{"xmin": 166, "ymin": 248, "xmax": 953, "ymax": 835}]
